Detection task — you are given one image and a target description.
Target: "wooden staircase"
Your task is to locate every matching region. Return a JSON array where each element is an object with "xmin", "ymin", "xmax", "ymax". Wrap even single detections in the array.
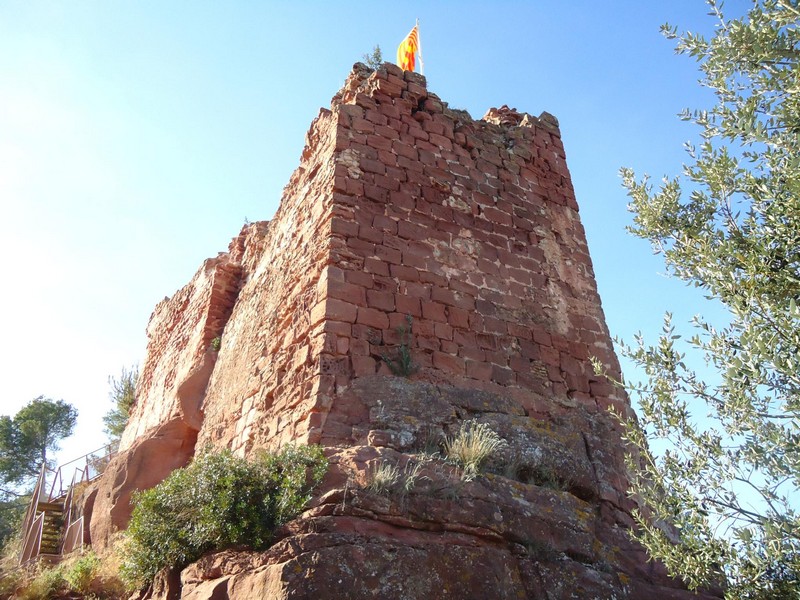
[{"xmin": 37, "ymin": 502, "xmax": 64, "ymax": 558}]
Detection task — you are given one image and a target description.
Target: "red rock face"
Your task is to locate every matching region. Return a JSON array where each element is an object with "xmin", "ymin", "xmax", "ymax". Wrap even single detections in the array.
[{"xmin": 90, "ymin": 64, "xmax": 719, "ymax": 598}]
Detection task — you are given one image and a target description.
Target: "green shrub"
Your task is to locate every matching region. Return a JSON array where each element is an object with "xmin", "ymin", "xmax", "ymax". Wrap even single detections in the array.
[
  {"xmin": 444, "ymin": 421, "xmax": 506, "ymax": 481},
  {"xmin": 64, "ymin": 550, "xmax": 100, "ymax": 594},
  {"xmin": 0, "ymin": 569, "xmax": 21, "ymax": 598},
  {"xmin": 17, "ymin": 565, "xmax": 65, "ymax": 600},
  {"xmin": 121, "ymin": 445, "xmax": 327, "ymax": 591}
]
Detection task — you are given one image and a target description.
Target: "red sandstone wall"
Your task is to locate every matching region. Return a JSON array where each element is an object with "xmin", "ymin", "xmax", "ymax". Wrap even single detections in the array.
[
  {"xmin": 313, "ymin": 64, "xmax": 629, "ymax": 445},
  {"xmin": 196, "ymin": 104, "xmax": 342, "ymax": 453},
  {"xmin": 91, "ymin": 65, "xmax": 722, "ymax": 599},
  {"xmin": 124, "ymin": 63, "xmax": 630, "ymax": 457},
  {"xmin": 120, "ymin": 254, "xmax": 242, "ymax": 450}
]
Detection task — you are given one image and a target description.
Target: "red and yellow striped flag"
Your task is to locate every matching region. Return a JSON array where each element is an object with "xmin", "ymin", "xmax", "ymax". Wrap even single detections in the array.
[{"xmin": 397, "ymin": 25, "xmax": 419, "ymax": 72}]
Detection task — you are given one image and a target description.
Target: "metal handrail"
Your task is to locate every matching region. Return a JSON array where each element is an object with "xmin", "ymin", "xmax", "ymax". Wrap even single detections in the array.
[
  {"xmin": 47, "ymin": 441, "xmax": 119, "ymax": 503},
  {"xmin": 18, "ymin": 464, "xmax": 47, "ymax": 565},
  {"xmin": 19, "ymin": 512, "xmax": 44, "ymax": 564},
  {"xmin": 61, "ymin": 517, "xmax": 84, "ymax": 556},
  {"xmin": 18, "ymin": 442, "xmax": 119, "ymax": 565}
]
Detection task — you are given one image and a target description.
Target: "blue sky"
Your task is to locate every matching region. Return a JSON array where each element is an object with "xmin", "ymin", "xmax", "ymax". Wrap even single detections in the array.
[{"xmin": 0, "ymin": 1, "xmax": 735, "ymax": 463}]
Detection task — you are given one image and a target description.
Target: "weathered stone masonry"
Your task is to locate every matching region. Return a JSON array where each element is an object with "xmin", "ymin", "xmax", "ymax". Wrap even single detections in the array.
[
  {"xmin": 197, "ymin": 62, "xmax": 631, "ymax": 456},
  {"xmin": 85, "ymin": 63, "xmax": 721, "ymax": 599},
  {"xmin": 312, "ymin": 65, "xmax": 629, "ymax": 441}
]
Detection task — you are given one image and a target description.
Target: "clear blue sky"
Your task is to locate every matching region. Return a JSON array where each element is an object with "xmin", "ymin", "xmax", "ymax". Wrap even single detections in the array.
[{"xmin": 0, "ymin": 1, "xmax": 735, "ymax": 463}]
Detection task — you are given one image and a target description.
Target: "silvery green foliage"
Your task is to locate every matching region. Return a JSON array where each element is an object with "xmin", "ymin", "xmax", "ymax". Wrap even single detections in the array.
[
  {"xmin": 121, "ymin": 446, "xmax": 327, "ymax": 590},
  {"xmin": 617, "ymin": 1, "xmax": 799, "ymax": 596}
]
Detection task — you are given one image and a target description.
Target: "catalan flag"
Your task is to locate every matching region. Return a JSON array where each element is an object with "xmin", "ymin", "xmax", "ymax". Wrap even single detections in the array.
[{"xmin": 397, "ymin": 24, "xmax": 419, "ymax": 72}]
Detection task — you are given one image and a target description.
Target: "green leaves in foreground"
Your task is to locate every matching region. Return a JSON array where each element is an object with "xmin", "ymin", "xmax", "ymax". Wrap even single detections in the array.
[
  {"xmin": 120, "ymin": 445, "xmax": 327, "ymax": 590},
  {"xmin": 616, "ymin": 1, "xmax": 800, "ymax": 597}
]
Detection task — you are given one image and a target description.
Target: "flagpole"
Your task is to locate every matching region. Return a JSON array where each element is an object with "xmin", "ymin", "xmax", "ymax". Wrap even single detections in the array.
[{"xmin": 416, "ymin": 18, "xmax": 425, "ymax": 75}]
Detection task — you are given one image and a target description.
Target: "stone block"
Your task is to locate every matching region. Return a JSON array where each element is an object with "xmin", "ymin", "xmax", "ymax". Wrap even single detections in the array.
[
  {"xmin": 390, "ymin": 264, "xmax": 420, "ymax": 282},
  {"xmin": 375, "ymin": 244, "xmax": 401, "ymax": 265},
  {"xmin": 433, "ymin": 321, "xmax": 453, "ymax": 341},
  {"xmin": 358, "ymin": 225, "xmax": 384, "ymax": 244},
  {"xmin": 447, "ymin": 306, "xmax": 470, "ymax": 329},
  {"xmin": 312, "ymin": 298, "xmax": 358, "ymax": 325},
  {"xmin": 395, "ymin": 294, "xmax": 422, "ymax": 317},
  {"xmin": 327, "ymin": 279, "xmax": 367, "ymax": 307},
  {"xmin": 365, "ymin": 109, "xmax": 388, "ymax": 126},
  {"xmin": 465, "ymin": 360, "xmax": 492, "ymax": 381},
  {"xmin": 366, "ymin": 134, "xmax": 392, "ymax": 152},
  {"xmin": 352, "ymin": 117, "xmax": 374, "ymax": 133},
  {"xmin": 364, "ymin": 257, "xmax": 389, "ymax": 276},
  {"xmin": 352, "ymin": 355, "xmax": 377, "ymax": 376},
  {"xmin": 372, "ymin": 214, "xmax": 398, "ymax": 233},
  {"xmin": 432, "ymin": 351, "xmax": 465, "ymax": 375},
  {"xmin": 491, "ymin": 364, "xmax": 515, "ymax": 385},
  {"xmin": 421, "ymin": 300, "xmax": 447, "ymax": 323},
  {"xmin": 366, "ymin": 289, "xmax": 395, "ymax": 312},
  {"xmin": 360, "ymin": 157, "xmax": 386, "ymax": 175},
  {"xmin": 357, "ymin": 307, "xmax": 390, "ymax": 330},
  {"xmin": 374, "ymin": 174, "xmax": 401, "ymax": 191}
]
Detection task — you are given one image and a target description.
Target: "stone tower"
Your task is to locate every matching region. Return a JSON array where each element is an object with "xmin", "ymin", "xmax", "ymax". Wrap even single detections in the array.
[{"xmin": 85, "ymin": 64, "xmax": 718, "ymax": 599}]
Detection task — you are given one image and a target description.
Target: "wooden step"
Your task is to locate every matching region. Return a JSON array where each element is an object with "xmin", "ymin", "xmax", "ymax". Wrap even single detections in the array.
[{"xmin": 37, "ymin": 505, "xmax": 65, "ymax": 556}]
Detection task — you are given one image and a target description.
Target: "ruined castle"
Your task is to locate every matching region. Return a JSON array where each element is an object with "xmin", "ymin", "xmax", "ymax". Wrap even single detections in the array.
[{"xmin": 67, "ymin": 63, "xmax": 720, "ymax": 598}]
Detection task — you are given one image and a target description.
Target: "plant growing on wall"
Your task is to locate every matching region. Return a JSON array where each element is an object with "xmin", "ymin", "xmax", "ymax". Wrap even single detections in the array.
[
  {"xmin": 382, "ymin": 315, "xmax": 418, "ymax": 377},
  {"xmin": 103, "ymin": 366, "xmax": 138, "ymax": 443},
  {"xmin": 444, "ymin": 421, "xmax": 505, "ymax": 482},
  {"xmin": 120, "ymin": 445, "xmax": 328, "ymax": 590},
  {"xmin": 362, "ymin": 45, "xmax": 383, "ymax": 70}
]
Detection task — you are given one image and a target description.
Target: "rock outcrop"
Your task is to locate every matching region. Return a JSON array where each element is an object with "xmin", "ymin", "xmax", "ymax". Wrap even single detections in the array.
[{"xmin": 88, "ymin": 63, "xmax": 719, "ymax": 598}]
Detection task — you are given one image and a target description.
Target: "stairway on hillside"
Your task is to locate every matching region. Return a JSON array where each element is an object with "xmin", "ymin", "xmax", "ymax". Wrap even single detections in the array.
[{"xmin": 37, "ymin": 502, "xmax": 64, "ymax": 559}]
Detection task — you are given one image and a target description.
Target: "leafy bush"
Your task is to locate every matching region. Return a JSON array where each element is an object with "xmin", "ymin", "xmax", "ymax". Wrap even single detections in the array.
[
  {"xmin": 121, "ymin": 445, "xmax": 327, "ymax": 590},
  {"xmin": 2, "ymin": 549, "xmax": 122, "ymax": 599},
  {"xmin": 0, "ymin": 568, "xmax": 21, "ymax": 598},
  {"xmin": 444, "ymin": 421, "xmax": 506, "ymax": 481},
  {"xmin": 17, "ymin": 565, "xmax": 65, "ymax": 600},
  {"xmin": 64, "ymin": 550, "xmax": 100, "ymax": 594},
  {"xmin": 103, "ymin": 365, "xmax": 138, "ymax": 442}
]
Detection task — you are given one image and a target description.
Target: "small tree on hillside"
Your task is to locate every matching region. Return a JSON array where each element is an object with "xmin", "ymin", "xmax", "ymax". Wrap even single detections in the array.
[
  {"xmin": 103, "ymin": 366, "xmax": 138, "ymax": 443},
  {"xmin": 0, "ymin": 397, "xmax": 78, "ymax": 482},
  {"xmin": 0, "ymin": 397, "xmax": 77, "ymax": 548},
  {"xmin": 609, "ymin": 1, "xmax": 800, "ymax": 597}
]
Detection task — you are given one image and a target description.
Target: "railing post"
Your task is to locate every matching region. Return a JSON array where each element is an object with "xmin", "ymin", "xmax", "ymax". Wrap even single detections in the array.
[
  {"xmin": 18, "ymin": 464, "xmax": 46, "ymax": 565},
  {"xmin": 18, "ymin": 442, "xmax": 120, "ymax": 564}
]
